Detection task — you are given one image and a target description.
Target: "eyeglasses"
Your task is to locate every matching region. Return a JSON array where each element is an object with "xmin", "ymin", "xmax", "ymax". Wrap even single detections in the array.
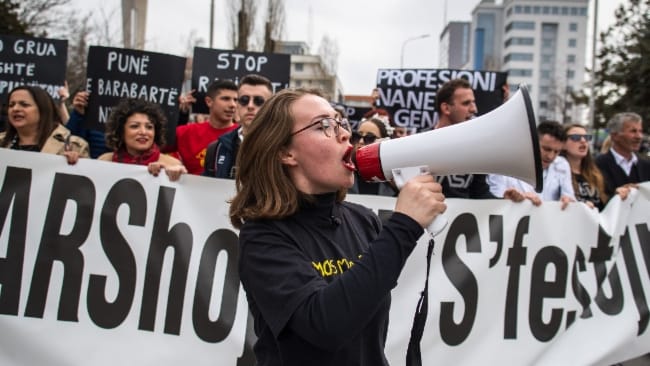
[
  {"xmin": 291, "ymin": 117, "xmax": 352, "ymax": 138},
  {"xmin": 351, "ymin": 132, "xmax": 378, "ymax": 145},
  {"xmin": 238, "ymin": 95, "xmax": 265, "ymax": 107},
  {"xmin": 567, "ymin": 134, "xmax": 593, "ymax": 142}
]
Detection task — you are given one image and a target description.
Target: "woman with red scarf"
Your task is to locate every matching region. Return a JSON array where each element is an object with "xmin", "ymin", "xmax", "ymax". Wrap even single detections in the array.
[{"xmin": 98, "ymin": 98, "xmax": 186, "ymax": 181}]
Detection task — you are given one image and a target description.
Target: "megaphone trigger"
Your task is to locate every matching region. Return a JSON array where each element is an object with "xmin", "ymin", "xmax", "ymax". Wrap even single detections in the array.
[{"xmin": 392, "ymin": 166, "xmax": 448, "ymax": 237}]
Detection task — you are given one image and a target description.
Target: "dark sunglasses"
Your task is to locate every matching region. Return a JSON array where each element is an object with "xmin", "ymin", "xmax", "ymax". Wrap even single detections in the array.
[
  {"xmin": 238, "ymin": 95, "xmax": 265, "ymax": 107},
  {"xmin": 351, "ymin": 132, "xmax": 378, "ymax": 145},
  {"xmin": 567, "ymin": 134, "xmax": 593, "ymax": 142}
]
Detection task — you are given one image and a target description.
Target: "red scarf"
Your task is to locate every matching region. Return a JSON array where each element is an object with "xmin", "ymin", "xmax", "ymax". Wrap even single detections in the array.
[{"xmin": 112, "ymin": 144, "xmax": 161, "ymax": 165}]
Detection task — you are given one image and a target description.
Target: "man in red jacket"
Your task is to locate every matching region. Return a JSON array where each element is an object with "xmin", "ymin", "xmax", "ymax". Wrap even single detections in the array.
[{"xmin": 173, "ymin": 79, "xmax": 239, "ymax": 174}]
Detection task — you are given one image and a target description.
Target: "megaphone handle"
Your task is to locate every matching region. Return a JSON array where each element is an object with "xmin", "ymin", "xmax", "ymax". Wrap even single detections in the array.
[{"xmin": 392, "ymin": 166, "xmax": 448, "ymax": 237}]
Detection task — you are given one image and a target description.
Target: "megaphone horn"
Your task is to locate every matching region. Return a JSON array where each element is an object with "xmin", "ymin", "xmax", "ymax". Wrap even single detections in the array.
[{"xmin": 356, "ymin": 85, "xmax": 543, "ymax": 193}]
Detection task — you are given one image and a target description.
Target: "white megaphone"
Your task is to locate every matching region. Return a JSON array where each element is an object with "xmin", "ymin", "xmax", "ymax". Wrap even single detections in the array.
[{"xmin": 355, "ymin": 85, "xmax": 542, "ymax": 236}]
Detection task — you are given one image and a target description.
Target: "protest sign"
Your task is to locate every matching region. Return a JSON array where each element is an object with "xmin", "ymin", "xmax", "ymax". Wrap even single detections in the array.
[
  {"xmin": 376, "ymin": 68, "xmax": 508, "ymax": 131},
  {"xmin": 190, "ymin": 47, "xmax": 290, "ymax": 114},
  {"xmin": 84, "ymin": 46, "xmax": 186, "ymax": 145},
  {"xmin": 0, "ymin": 35, "xmax": 67, "ymax": 102}
]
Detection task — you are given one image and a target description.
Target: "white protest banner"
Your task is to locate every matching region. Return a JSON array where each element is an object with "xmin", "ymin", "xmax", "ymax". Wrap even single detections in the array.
[{"xmin": 1, "ymin": 149, "xmax": 649, "ymax": 365}]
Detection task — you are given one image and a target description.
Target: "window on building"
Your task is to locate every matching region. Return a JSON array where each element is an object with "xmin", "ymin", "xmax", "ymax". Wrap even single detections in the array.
[
  {"xmin": 580, "ymin": 7, "xmax": 587, "ymax": 16},
  {"xmin": 524, "ymin": 5, "xmax": 531, "ymax": 13},
  {"xmin": 567, "ymin": 54, "xmax": 576, "ymax": 63},
  {"xmin": 541, "ymin": 70, "xmax": 551, "ymax": 78},
  {"xmin": 543, "ymin": 6, "xmax": 550, "ymax": 14},
  {"xmin": 561, "ymin": 7, "xmax": 569, "ymax": 15},
  {"xmin": 506, "ymin": 21, "xmax": 535, "ymax": 32},
  {"xmin": 295, "ymin": 80, "xmax": 302, "ymax": 87},
  {"xmin": 504, "ymin": 52, "xmax": 534, "ymax": 62},
  {"xmin": 570, "ymin": 7, "xmax": 578, "ymax": 16},
  {"xmin": 540, "ymin": 86, "xmax": 549, "ymax": 94},
  {"xmin": 294, "ymin": 63, "xmax": 304, "ymax": 72},
  {"xmin": 567, "ymin": 70, "xmax": 575, "ymax": 79},
  {"xmin": 505, "ymin": 37, "xmax": 535, "ymax": 47},
  {"xmin": 509, "ymin": 68, "xmax": 533, "ymax": 77},
  {"xmin": 541, "ymin": 54, "xmax": 554, "ymax": 63},
  {"xmin": 552, "ymin": 6, "xmax": 559, "ymax": 14},
  {"xmin": 533, "ymin": 6, "xmax": 541, "ymax": 14},
  {"xmin": 540, "ymin": 101, "xmax": 548, "ymax": 109},
  {"xmin": 515, "ymin": 5, "xmax": 522, "ymax": 13},
  {"xmin": 568, "ymin": 39, "xmax": 577, "ymax": 47},
  {"xmin": 569, "ymin": 23, "xmax": 578, "ymax": 31}
]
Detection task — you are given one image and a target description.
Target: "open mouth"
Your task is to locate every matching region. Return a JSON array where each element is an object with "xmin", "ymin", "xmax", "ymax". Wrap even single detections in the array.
[{"xmin": 342, "ymin": 145, "xmax": 355, "ymax": 171}]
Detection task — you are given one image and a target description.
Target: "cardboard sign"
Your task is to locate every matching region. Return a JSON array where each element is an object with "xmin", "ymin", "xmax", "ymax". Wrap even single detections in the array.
[
  {"xmin": 376, "ymin": 69, "xmax": 508, "ymax": 131},
  {"xmin": 0, "ymin": 35, "xmax": 67, "ymax": 102},
  {"xmin": 190, "ymin": 47, "xmax": 290, "ymax": 114},
  {"xmin": 84, "ymin": 46, "xmax": 186, "ymax": 145}
]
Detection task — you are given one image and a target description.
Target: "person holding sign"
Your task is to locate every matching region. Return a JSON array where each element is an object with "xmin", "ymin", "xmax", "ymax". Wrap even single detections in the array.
[
  {"xmin": 97, "ymin": 98, "xmax": 187, "ymax": 181},
  {"xmin": 203, "ymin": 74, "xmax": 274, "ymax": 178},
  {"xmin": 0, "ymin": 85, "xmax": 88, "ymax": 164},
  {"xmin": 172, "ymin": 79, "xmax": 239, "ymax": 175},
  {"xmin": 229, "ymin": 88, "xmax": 446, "ymax": 366}
]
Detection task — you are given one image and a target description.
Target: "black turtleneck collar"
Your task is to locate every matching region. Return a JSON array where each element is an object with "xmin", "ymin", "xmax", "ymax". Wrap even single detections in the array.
[{"xmin": 296, "ymin": 192, "xmax": 342, "ymax": 228}]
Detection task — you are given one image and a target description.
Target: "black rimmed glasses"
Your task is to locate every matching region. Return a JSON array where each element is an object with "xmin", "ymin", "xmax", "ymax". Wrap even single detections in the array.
[
  {"xmin": 291, "ymin": 117, "xmax": 352, "ymax": 138},
  {"xmin": 238, "ymin": 95, "xmax": 266, "ymax": 107},
  {"xmin": 351, "ymin": 132, "xmax": 378, "ymax": 145},
  {"xmin": 567, "ymin": 134, "xmax": 593, "ymax": 142}
]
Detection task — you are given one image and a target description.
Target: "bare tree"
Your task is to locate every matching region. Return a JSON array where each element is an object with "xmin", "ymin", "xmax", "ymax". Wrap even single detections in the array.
[
  {"xmin": 318, "ymin": 35, "xmax": 339, "ymax": 75},
  {"xmin": 227, "ymin": 0, "xmax": 259, "ymax": 51},
  {"xmin": 65, "ymin": 14, "xmax": 94, "ymax": 94},
  {"xmin": 15, "ymin": 0, "xmax": 70, "ymax": 37},
  {"xmin": 263, "ymin": 0, "xmax": 286, "ymax": 53}
]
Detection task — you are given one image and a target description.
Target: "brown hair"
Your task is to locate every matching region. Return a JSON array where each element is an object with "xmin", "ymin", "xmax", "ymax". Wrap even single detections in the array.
[
  {"xmin": 2, "ymin": 85, "xmax": 58, "ymax": 149},
  {"xmin": 561, "ymin": 123, "xmax": 608, "ymax": 203},
  {"xmin": 229, "ymin": 88, "xmax": 346, "ymax": 228},
  {"xmin": 435, "ymin": 78, "xmax": 472, "ymax": 112},
  {"xmin": 104, "ymin": 98, "xmax": 167, "ymax": 151}
]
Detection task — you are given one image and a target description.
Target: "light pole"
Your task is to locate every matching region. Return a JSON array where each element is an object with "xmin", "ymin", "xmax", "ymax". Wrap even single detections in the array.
[{"xmin": 400, "ymin": 34, "xmax": 431, "ymax": 68}]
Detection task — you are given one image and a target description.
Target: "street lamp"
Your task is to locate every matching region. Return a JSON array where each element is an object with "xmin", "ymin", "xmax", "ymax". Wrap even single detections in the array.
[{"xmin": 400, "ymin": 34, "xmax": 431, "ymax": 68}]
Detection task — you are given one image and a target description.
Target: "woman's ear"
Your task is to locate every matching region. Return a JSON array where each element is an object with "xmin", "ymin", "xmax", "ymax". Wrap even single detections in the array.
[{"xmin": 279, "ymin": 148, "xmax": 297, "ymax": 166}]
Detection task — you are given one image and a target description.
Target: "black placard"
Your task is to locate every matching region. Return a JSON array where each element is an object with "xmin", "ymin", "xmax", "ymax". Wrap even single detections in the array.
[
  {"xmin": 85, "ymin": 46, "xmax": 186, "ymax": 145},
  {"xmin": 0, "ymin": 35, "xmax": 68, "ymax": 102},
  {"xmin": 375, "ymin": 69, "xmax": 508, "ymax": 131},
  {"xmin": 190, "ymin": 47, "xmax": 290, "ymax": 114}
]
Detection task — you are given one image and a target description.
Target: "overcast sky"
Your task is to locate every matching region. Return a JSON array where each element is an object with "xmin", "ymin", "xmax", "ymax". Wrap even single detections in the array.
[{"xmin": 71, "ymin": 0, "xmax": 625, "ymax": 95}]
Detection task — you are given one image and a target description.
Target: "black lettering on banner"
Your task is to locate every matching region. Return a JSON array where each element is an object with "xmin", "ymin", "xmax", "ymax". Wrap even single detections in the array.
[
  {"xmin": 138, "ymin": 186, "xmax": 193, "ymax": 335},
  {"xmin": 24, "ymin": 173, "xmax": 96, "ymax": 321},
  {"xmin": 570, "ymin": 247, "xmax": 592, "ymax": 325},
  {"xmin": 503, "ymin": 216, "xmax": 529, "ymax": 339},
  {"xmin": 192, "ymin": 229, "xmax": 239, "ymax": 342},
  {"xmin": 87, "ymin": 179, "xmax": 144, "ymax": 329},
  {"xmin": 529, "ymin": 246, "xmax": 568, "ymax": 342},
  {"xmin": 636, "ymin": 223, "xmax": 650, "ymax": 290},
  {"xmin": 591, "ymin": 227, "xmax": 623, "ymax": 315},
  {"xmin": 440, "ymin": 213, "xmax": 480, "ymax": 346},
  {"xmin": 488, "ymin": 215, "xmax": 504, "ymax": 268},
  {"xmin": 619, "ymin": 228, "xmax": 649, "ymax": 335},
  {"xmin": 0, "ymin": 167, "xmax": 31, "ymax": 315}
]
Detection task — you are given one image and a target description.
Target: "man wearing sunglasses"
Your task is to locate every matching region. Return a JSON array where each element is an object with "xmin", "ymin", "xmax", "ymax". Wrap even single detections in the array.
[
  {"xmin": 596, "ymin": 112, "xmax": 650, "ymax": 199},
  {"xmin": 203, "ymin": 74, "xmax": 274, "ymax": 178}
]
